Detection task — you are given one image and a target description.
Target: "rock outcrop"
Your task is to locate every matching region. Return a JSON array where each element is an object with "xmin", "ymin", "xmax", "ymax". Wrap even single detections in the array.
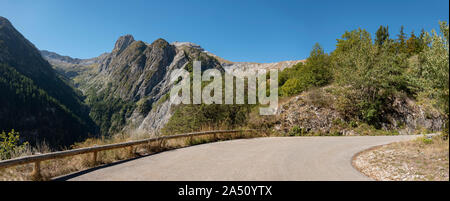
[
  {"xmin": 276, "ymin": 87, "xmax": 445, "ymax": 135},
  {"xmin": 276, "ymin": 88, "xmax": 343, "ymax": 134},
  {"xmin": 112, "ymin": 34, "xmax": 135, "ymax": 56},
  {"xmin": 384, "ymin": 96, "xmax": 444, "ymax": 134}
]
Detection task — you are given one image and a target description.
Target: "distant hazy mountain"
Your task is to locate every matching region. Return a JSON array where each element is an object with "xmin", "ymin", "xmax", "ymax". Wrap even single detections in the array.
[
  {"xmin": 40, "ymin": 50, "xmax": 108, "ymax": 80},
  {"xmin": 0, "ymin": 16, "xmax": 97, "ymax": 147},
  {"xmin": 40, "ymin": 50, "xmax": 108, "ymax": 66}
]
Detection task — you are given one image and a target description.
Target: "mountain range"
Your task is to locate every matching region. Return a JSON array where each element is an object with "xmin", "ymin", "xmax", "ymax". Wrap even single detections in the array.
[
  {"xmin": 1, "ymin": 16, "xmax": 303, "ymax": 147},
  {"xmin": 41, "ymin": 33, "xmax": 304, "ymax": 136}
]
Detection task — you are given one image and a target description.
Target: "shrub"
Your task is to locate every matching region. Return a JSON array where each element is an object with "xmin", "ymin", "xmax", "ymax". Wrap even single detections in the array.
[
  {"xmin": 422, "ymin": 137, "xmax": 433, "ymax": 144},
  {"xmin": 279, "ymin": 43, "xmax": 332, "ymax": 97},
  {"xmin": 280, "ymin": 78, "xmax": 305, "ymax": 96},
  {"xmin": 162, "ymin": 104, "xmax": 253, "ymax": 134},
  {"xmin": 0, "ymin": 129, "xmax": 29, "ymax": 160},
  {"xmin": 185, "ymin": 136, "xmax": 212, "ymax": 146},
  {"xmin": 288, "ymin": 126, "xmax": 307, "ymax": 136}
]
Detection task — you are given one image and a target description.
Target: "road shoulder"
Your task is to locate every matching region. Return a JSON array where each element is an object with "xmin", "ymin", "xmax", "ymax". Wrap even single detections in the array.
[{"xmin": 352, "ymin": 135, "xmax": 449, "ymax": 181}]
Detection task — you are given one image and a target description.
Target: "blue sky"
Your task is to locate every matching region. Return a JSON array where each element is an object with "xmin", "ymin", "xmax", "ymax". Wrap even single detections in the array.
[{"xmin": 1, "ymin": 0, "xmax": 448, "ymax": 62}]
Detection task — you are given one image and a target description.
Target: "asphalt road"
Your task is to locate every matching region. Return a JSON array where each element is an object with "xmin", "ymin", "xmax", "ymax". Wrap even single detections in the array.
[{"xmin": 63, "ymin": 135, "xmax": 417, "ymax": 181}]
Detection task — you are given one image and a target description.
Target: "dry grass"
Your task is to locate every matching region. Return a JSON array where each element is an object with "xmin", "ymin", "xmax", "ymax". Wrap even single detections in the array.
[
  {"xmin": 353, "ymin": 135, "xmax": 449, "ymax": 181},
  {"xmin": 0, "ymin": 129, "xmax": 269, "ymax": 181}
]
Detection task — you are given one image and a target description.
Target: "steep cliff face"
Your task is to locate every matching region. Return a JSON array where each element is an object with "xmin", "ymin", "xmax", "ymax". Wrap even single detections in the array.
[
  {"xmin": 75, "ymin": 35, "xmax": 223, "ymax": 136},
  {"xmin": 98, "ymin": 38, "xmax": 177, "ymax": 101}
]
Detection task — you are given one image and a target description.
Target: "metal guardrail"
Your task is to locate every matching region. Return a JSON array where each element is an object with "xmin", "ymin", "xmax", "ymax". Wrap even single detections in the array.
[{"xmin": 0, "ymin": 129, "xmax": 257, "ymax": 180}]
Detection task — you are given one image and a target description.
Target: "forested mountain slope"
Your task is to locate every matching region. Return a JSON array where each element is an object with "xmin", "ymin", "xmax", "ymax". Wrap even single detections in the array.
[{"xmin": 0, "ymin": 16, "xmax": 97, "ymax": 147}]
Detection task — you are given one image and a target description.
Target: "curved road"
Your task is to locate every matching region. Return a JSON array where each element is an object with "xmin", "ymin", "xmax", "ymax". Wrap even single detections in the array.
[{"xmin": 64, "ymin": 135, "xmax": 417, "ymax": 181}]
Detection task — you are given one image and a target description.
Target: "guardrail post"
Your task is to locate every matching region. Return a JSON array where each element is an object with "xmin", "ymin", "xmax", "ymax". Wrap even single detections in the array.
[
  {"xmin": 158, "ymin": 139, "xmax": 166, "ymax": 151},
  {"xmin": 92, "ymin": 151, "xmax": 98, "ymax": 165},
  {"xmin": 31, "ymin": 161, "xmax": 42, "ymax": 181}
]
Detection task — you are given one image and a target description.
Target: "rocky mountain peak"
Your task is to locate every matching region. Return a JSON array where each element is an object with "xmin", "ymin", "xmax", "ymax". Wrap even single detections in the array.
[
  {"xmin": 113, "ymin": 34, "xmax": 135, "ymax": 55},
  {"xmin": 0, "ymin": 16, "xmax": 13, "ymax": 28},
  {"xmin": 151, "ymin": 38, "xmax": 170, "ymax": 48}
]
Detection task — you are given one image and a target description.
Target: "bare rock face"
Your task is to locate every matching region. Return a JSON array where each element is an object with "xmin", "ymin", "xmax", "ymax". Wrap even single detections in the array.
[
  {"xmin": 130, "ymin": 45, "xmax": 192, "ymax": 136},
  {"xmin": 276, "ymin": 88, "xmax": 343, "ymax": 134},
  {"xmin": 222, "ymin": 60, "xmax": 305, "ymax": 77},
  {"xmin": 112, "ymin": 34, "xmax": 135, "ymax": 56},
  {"xmin": 384, "ymin": 97, "xmax": 444, "ymax": 134}
]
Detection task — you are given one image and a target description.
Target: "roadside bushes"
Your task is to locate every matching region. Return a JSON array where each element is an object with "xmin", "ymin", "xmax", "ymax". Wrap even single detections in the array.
[
  {"xmin": 287, "ymin": 126, "xmax": 306, "ymax": 136},
  {"xmin": 162, "ymin": 103, "xmax": 254, "ymax": 134},
  {"xmin": 331, "ymin": 28, "xmax": 410, "ymax": 128},
  {"xmin": 279, "ymin": 23, "xmax": 448, "ymax": 131},
  {"xmin": 0, "ymin": 130, "xmax": 29, "ymax": 160},
  {"xmin": 330, "ymin": 22, "xmax": 449, "ymax": 129},
  {"xmin": 279, "ymin": 43, "xmax": 332, "ymax": 97}
]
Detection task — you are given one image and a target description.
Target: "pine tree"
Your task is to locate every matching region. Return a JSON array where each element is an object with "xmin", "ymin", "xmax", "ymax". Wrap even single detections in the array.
[
  {"xmin": 375, "ymin": 25, "xmax": 389, "ymax": 46},
  {"xmin": 418, "ymin": 28, "xmax": 428, "ymax": 50},
  {"xmin": 397, "ymin": 26, "xmax": 407, "ymax": 53},
  {"xmin": 406, "ymin": 31, "xmax": 421, "ymax": 55}
]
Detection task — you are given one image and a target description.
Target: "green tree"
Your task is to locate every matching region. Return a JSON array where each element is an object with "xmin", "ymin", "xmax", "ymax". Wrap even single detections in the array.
[
  {"xmin": 418, "ymin": 28, "xmax": 428, "ymax": 50},
  {"xmin": 0, "ymin": 129, "xmax": 29, "ymax": 160},
  {"xmin": 279, "ymin": 43, "xmax": 332, "ymax": 96},
  {"xmin": 303, "ymin": 43, "xmax": 332, "ymax": 86},
  {"xmin": 280, "ymin": 78, "xmax": 305, "ymax": 96},
  {"xmin": 416, "ymin": 22, "xmax": 449, "ymax": 133},
  {"xmin": 397, "ymin": 25, "xmax": 408, "ymax": 53},
  {"xmin": 375, "ymin": 25, "xmax": 390, "ymax": 46},
  {"xmin": 332, "ymin": 28, "xmax": 408, "ymax": 125},
  {"xmin": 406, "ymin": 31, "xmax": 422, "ymax": 55}
]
